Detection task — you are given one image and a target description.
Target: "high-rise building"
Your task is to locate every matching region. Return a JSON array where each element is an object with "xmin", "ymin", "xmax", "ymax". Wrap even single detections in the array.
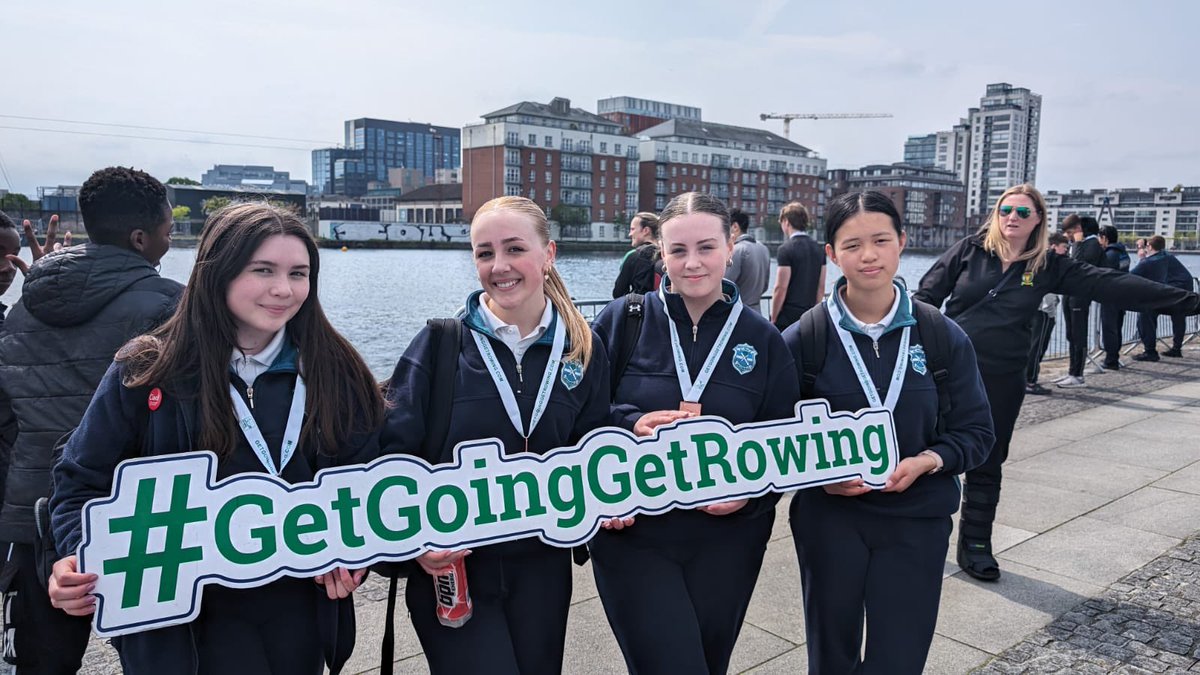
[
  {"xmin": 461, "ymin": 96, "xmax": 638, "ymax": 224},
  {"xmin": 965, "ymin": 83, "xmax": 1041, "ymax": 217},
  {"xmin": 311, "ymin": 147, "xmax": 366, "ymax": 196},
  {"xmin": 311, "ymin": 119, "xmax": 461, "ymax": 197},
  {"xmin": 904, "ymin": 83, "xmax": 1041, "ymax": 218},
  {"xmin": 903, "ymin": 134, "xmax": 937, "ymax": 167},
  {"xmin": 597, "ymin": 96, "xmax": 702, "ymax": 135},
  {"xmin": 637, "ymin": 118, "xmax": 826, "ymax": 235},
  {"xmin": 826, "ymin": 163, "xmax": 966, "ymax": 248}
]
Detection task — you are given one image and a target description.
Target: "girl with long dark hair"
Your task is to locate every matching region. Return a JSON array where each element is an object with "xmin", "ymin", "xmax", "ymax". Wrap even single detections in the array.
[{"xmin": 47, "ymin": 202, "xmax": 383, "ymax": 674}]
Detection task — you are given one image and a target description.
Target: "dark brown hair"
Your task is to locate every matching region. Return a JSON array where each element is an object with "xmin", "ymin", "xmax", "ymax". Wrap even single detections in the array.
[{"xmin": 118, "ymin": 202, "xmax": 383, "ymax": 458}]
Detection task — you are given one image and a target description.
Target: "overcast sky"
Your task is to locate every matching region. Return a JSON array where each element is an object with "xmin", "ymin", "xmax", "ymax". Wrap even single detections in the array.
[{"xmin": 4, "ymin": 0, "xmax": 1197, "ymax": 196}]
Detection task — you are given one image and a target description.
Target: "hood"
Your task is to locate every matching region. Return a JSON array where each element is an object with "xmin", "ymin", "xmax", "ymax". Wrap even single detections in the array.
[
  {"xmin": 22, "ymin": 243, "xmax": 163, "ymax": 328},
  {"xmin": 829, "ymin": 277, "xmax": 916, "ymax": 337},
  {"xmin": 1106, "ymin": 242, "xmax": 1129, "ymax": 254}
]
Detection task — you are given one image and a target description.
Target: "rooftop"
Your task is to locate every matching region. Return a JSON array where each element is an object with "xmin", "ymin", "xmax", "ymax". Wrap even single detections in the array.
[{"xmin": 640, "ymin": 118, "xmax": 814, "ymax": 155}]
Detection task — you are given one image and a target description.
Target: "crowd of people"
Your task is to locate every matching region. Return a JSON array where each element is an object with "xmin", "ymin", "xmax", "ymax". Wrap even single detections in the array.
[{"xmin": 0, "ymin": 167, "xmax": 1196, "ymax": 675}]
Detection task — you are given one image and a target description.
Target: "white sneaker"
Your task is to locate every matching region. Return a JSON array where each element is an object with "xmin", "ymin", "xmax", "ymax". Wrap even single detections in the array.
[
  {"xmin": 1052, "ymin": 375, "xmax": 1075, "ymax": 385},
  {"xmin": 1057, "ymin": 376, "xmax": 1087, "ymax": 388}
]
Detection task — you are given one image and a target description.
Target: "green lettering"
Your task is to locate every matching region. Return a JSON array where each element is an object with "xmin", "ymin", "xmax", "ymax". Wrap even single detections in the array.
[
  {"xmin": 862, "ymin": 424, "xmax": 890, "ymax": 476},
  {"xmin": 427, "ymin": 485, "xmax": 469, "ymax": 533},
  {"xmin": 826, "ymin": 429, "xmax": 862, "ymax": 468},
  {"xmin": 812, "ymin": 429, "xmax": 832, "ymax": 470},
  {"xmin": 693, "ymin": 432, "xmax": 734, "ymax": 489},
  {"xmin": 470, "ymin": 457, "xmax": 498, "ymax": 526},
  {"xmin": 495, "ymin": 472, "xmax": 547, "ymax": 520},
  {"xmin": 215, "ymin": 494, "xmax": 276, "ymax": 565},
  {"xmin": 367, "ymin": 475, "xmax": 420, "ymax": 542},
  {"xmin": 589, "ymin": 445, "xmax": 631, "ymax": 504},
  {"xmin": 283, "ymin": 503, "xmax": 328, "ymax": 556},
  {"xmin": 736, "ymin": 440, "xmax": 767, "ymax": 481},
  {"xmin": 768, "ymin": 435, "xmax": 809, "ymax": 474},
  {"xmin": 634, "ymin": 454, "xmax": 667, "ymax": 498},
  {"xmin": 666, "ymin": 441, "xmax": 693, "ymax": 491},
  {"xmin": 547, "ymin": 465, "xmax": 587, "ymax": 529},
  {"xmin": 330, "ymin": 487, "xmax": 365, "ymax": 548}
]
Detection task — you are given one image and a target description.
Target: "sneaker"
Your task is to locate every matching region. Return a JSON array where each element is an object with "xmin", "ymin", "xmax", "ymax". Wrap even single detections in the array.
[
  {"xmin": 1052, "ymin": 374, "xmax": 1076, "ymax": 385},
  {"xmin": 1025, "ymin": 382, "xmax": 1052, "ymax": 396},
  {"xmin": 1133, "ymin": 351, "xmax": 1160, "ymax": 362},
  {"xmin": 1101, "ymin": 362, "xmax": 1121, "ymax": 371},
  {"xmin": 1163, "ymin": 348, "xmax": 1183, "ymax": 358},
  {"xmin": 1057, "ymin": 375, "xmax": 1087, "ymax": 388}
]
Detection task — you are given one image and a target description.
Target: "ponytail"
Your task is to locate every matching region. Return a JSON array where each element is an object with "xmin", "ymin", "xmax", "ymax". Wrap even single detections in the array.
[{"xmin": 544, "ymin": 267, "xmax": 593, "ymax": 369}]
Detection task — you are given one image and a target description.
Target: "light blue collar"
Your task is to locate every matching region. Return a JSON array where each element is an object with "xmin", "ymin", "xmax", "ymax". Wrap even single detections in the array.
[{"xmin": 829, "ymin": 277, "xmax": 915, "ymax": 337}]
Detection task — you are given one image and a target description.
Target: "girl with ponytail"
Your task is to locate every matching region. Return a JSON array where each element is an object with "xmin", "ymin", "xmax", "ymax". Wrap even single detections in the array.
[{"xmin": 380, "ymin": 196, "xmax": 610, "ymax": 674}]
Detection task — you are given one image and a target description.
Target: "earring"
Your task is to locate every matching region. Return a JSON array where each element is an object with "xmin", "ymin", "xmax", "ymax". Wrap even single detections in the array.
[{"xmin": 726, "ymin": 258, "xmax": 733, "ymax": 267}]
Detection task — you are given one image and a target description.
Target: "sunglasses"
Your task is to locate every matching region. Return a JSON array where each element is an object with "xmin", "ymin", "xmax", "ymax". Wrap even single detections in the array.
[{"xmin": 999, "ymin": 205, "xmax": 1033, "ymax": 219}]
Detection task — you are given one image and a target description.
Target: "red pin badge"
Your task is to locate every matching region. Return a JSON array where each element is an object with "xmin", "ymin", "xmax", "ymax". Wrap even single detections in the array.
[{"xmin": 148, "ymin": 387, "xmax": 163, "ymax": 411}]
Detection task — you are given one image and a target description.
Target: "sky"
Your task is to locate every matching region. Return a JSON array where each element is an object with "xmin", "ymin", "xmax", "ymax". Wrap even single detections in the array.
[{"xmin": 4, "ymin": 0, "xmax": 1198, "ymax": 196}]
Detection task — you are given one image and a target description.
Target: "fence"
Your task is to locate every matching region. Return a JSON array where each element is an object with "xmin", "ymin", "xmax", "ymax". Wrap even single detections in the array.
[{"xmin": 573, "ymin": 277, "xmax": 1200, "ymax": 363}]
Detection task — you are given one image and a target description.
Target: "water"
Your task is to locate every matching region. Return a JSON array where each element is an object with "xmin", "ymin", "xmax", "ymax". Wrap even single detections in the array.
[{"xmin": 3, "ymin": 247, "xmax": 1198, "ymax": 377}]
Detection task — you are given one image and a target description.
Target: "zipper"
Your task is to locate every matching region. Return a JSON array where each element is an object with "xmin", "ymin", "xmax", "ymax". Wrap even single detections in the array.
[
  {"xmin": 515, "ymin": 363, "xmax": 523, "ymax": 393},
  {"xmin": 246, "ymin": 386, "xmax": 255, "ymax": 409},
  {"xmin": 872, "ymin": 340, "xmax": 880, "ymax": 358},
  {"xmin": 691, "ymin": 324, "xmax": 698, "ymax": 343}
]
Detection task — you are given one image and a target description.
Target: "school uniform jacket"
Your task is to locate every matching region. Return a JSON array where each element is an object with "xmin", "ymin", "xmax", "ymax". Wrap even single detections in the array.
[
  {"xmin": 50, "ymin": 340, "xmax": 379, "ymax": 674},
  {"xmin": 782, "ymin": 280, "xmax": 995, "ymax": 518},
  {"xmin": 591, "ymin": 280, "xmax": 800, "ymax": 541},
  {"xmin": 914, "ymin": 235, "xmax": 1200, "ymax": 374}
]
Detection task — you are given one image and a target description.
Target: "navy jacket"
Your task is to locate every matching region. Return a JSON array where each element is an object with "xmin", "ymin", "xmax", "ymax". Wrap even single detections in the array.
[
  {"xmin": 1102, "ymin": 242, "xmax": 1131, "ymax": 272},
  {"xmin": 915, "ymin": 235, "xmax": 1200, "ymax": 374},
  {"xmin": 1133, "ymin": 251, "xmax": 1194, "ymax": 293},
  {"xmin": 381, "ymin": 294, "xmax": 610, "ymax": 587},
  {"xmin": 591, "ymin": 280, "xmax": 800, "ymax": 541},
  {"xmin": 50, "ymin": 340, "xmax": 378, "ymax": 675},
  {"xmin": 782, "ymin": 280, "xmax": 995, "ymax": 518}
]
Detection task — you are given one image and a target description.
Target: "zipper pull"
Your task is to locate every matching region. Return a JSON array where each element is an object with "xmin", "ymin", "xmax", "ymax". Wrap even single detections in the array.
[
  {"xmin": 872, "ymin": 340, "xmax": 880, "ymax": 358},
  {"xmin": 515, "ymin": 363, "xmax": 523, "ymax": 393},
  {"xmin": 692, "ymin": 324, "xmax": 698, "ymax": 343},
  {"xmin": 246, "ymin": 386, "xmax": 255, "ymax": 410}
]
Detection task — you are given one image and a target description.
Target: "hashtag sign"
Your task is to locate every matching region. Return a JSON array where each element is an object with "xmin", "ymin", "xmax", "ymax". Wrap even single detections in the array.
[{"xmin": 101, "ymin": 474, "xmax": 207, "ymax": 609}]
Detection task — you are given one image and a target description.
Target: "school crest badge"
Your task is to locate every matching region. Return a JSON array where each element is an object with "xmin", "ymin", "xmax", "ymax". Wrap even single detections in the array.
[
  {"xmin": 909, "ymin": 345, "xmax": 928, "ymax": 376},
  {"xmin": 1021, "ymin": 271, "xmax": 1035, "ymax": 287},
  {"xmin": 731, "ymin": 343, "xmax": 757, "ymax": 375},
  {"xmin": 560, "ymin": 360, "xmax": 584, "ymax": 390}
]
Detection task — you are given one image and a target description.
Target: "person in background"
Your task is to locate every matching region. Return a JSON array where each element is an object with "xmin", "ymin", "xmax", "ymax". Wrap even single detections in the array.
[
  {"xmin": 1025, "ymin": 233, "xmax": 1070, "ymax": 395},
  {"xmin": 1057, "ymin": 215, "xmax": 1105, "ymax": 388},
  {"xmin": 1097, "ymin": 225, "xmax": 1131, "ymax": 370},
  {"xmin": 1131, "ymin": 235, "xmax": 1194, "ymax": 361},
  {"xmin": 1135, "ymin": 238, "xmax": 1150, "ymax": 261},
  {"xmin": 915, "ymin": 184, "xmax": 1200, "ymax": 583},
  {"xmin": 612, "ymin": 212, "xmax": 660, "ymax": 298},
  {"xmin": 771, "ymin": 201, "xmax": 825, "ymax": 330},
  {"xmin": 725, "ymin": 207, "xmax": 771, "ymax": 313},
  {"xmin": 0, "ymin": 167, "xmax": 183, "ymax": 674}
]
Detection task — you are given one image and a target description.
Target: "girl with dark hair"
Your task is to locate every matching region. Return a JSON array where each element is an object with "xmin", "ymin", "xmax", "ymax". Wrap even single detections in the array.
[
  {"xmin": 781, "ymin": 191, "xmax": 994, "ymax": 673},
  {"xmin": 914, "ymin": 184, "xmax": 1200, "ymax": 582},
  {"xmin": 47, "ymin": 202, "xmax": 384, "ymax": 674},
  {"xmin": 381, "ymin": 196, "xmax": 610, "ymax": 674},
  {"xmin": 589, "ymin": 192, "xmax": 799, "ymax": 674}
]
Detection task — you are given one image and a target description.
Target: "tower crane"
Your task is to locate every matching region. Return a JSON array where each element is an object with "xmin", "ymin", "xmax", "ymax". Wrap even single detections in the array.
[{"xmin": 759, "ymin": 113, "xmax": 893, "ymax": 140}]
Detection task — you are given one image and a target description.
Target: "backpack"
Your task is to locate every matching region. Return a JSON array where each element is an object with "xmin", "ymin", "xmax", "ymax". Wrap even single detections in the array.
[
  {"xmin": 797, "ymin": 299, "xmax": 953, "ymax": 434},
  {"xmin": 377, "ymin": 318, "xmax": 460, "ymax": 675},
  {"xmin": 611, "ymin": 293, "xmax": 645, "ymax": 398}
]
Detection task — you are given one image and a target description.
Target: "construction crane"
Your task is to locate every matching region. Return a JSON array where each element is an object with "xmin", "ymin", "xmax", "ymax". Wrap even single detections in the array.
[{"xmin": 759, "ymin": 113, "xmax": 893, "ymax": 139}]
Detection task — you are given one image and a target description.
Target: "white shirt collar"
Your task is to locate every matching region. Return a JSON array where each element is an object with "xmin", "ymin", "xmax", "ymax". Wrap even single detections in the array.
[
  {"xmin": 478, "ymin": 295, "xmax": 554, "ymax": 362},
  {"xmin": 790, "ymin": 231, "xmax": 806, "ymax": 238},
  {"xmin": 839, "ymin": 287, "xmax": 901, "ymax": 341},
  {"xmin": 231, "ymin": 328, "xmax": 286, "ymax": 387}
]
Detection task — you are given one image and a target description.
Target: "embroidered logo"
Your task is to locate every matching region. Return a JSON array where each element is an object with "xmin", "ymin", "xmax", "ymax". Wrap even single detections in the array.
[
  {"xmin": 148, "ymin": 388, "xmax": 163, "ymax": 411},
  {"xmin": 731, "ymin": 343, "xmax": 757, "ymax": 375},
  {"xmin": 560, "ymin": 360, "xmax": 584, "ymax": 390},
  {"xmin": 909, "ymin": 345, "xmax": 928, "ymax": 376},
  {"xmin": 1021, "ymin": 271, "xmax": 1035, "ymax": 287}
]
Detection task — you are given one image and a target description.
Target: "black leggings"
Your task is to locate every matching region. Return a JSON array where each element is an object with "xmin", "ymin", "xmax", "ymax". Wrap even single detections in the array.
[{"xmin": 959, "ymin": 370, "xmax": 1027, "ymax": 544}]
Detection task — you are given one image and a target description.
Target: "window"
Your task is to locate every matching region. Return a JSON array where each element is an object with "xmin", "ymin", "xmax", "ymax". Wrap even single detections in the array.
[
  {"xmin": 546, "ymin": 155, "xmax": 552, "ymax": 166},
  {"xmin": 671, "ymin": 182, "xmax": 677, "ymax": 192},
  {"xmin": 545, "ymin": 189, "xmax": 552, "ymax": 201},
  {"xmin": 528, "ymin": 134, "xmax": 536, "ymax": 145},
  {"xmin": 671, "ymin": 151, "xmax": 678, "ymax": 161},
  {"xmin": 600, "ymin": 209, "xmax": 606, "ymax": 221},
  {"xmin": 600, "ymin": 176, "xmax": 607, "ymax": 188},
  {"xmin": 600, "ymin": 193, "xmax": 606, "ymax": 205},
  {"xmin": 600, "ymin": 142, "xmax": 608, "ymax": 153},
  {"xmin": 692, "ymin": 153, "xmax": 699, "ymax": 163},
  {"xmin": 615, "ymin": 161, "xmax": 622, "ymax": 172},
  {"xmin": 545, "ymin": 171, "xmax": 552, "ymax": 183},
  {"xmin": 529, "ymin": 188, "xmax": 536, "ymax": 200},
  {"xmin": 671, "ymin": 166, "xmax": 677, "ymax": 177},
  {"xmin": 529, "ymin": 170, "xmax": 536, "ymax": 182},
  {"xmin": 545, "ymin": 135, "xmax": 553, "ymax": 147},
  {"xmin": 529, "ymin": 152, "xmax": 536, "ymax": 163},
  {"xmin": 505, "ymin": 132, "xmax": 519, "ymax": 145},
  {"xmin": 615, "ymin": 143, "xmax": 622, "ymax": 154},
  {"xmin": 600, "ymin": 159, "xmax": 607, "ymax": 171}
]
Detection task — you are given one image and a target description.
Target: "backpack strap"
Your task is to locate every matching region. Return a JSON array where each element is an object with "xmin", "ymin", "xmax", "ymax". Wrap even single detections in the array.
[
  {"xmin": 380, "ymin": 317, "xmax": 460, "ymax": 675},
  {"xmin": 797, "ymin": 303, "xmax": 829, "ymax": 399},
  {"xmin": 611, "ymin": 293, "xmax": 645, "ymax": 399},
  {"xmin": 911, "ymin": 300, "xmax": 952, "ymax": 435}
]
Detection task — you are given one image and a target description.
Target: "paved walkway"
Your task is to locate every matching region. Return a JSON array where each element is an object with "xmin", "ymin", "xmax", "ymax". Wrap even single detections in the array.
[{"xmin": 59, "ymin": 343, "xmax": 1200, "ymax": 674}]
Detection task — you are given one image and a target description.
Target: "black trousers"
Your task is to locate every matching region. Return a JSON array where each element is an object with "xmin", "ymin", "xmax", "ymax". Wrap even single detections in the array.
[
  {"xmin": 193, "ymin": 578, "xmax": 322, "ymax": 675},
  {"xmin": 1025, "ymin": 312, "xmax": 1055, "ymax": 384},
  {"xmin": 407, "ymin": 546, "xmax": 572, "ymax": 675},
  {"xmin": 791, "ymin": 495, "xmax": 951, "ymax": 675},
  {"xmin": 960, "ymin": 370, "xmax": 1027, "ymax": 546},
  {"xmin": 1100, "ymin": 303, "xmax": 1125, "ymax": 366},
  {"xmin": 1139, "ymin": 311, "xmax": 1187, "ymax": 353},
  {"xmin": 3, "ymin": 543, "xmax": 92, "ymax": 675},
  {"xmin": 590, "ymin": 513, "xmax": 773, "ymax": 675},
  {"xmin": 1066, "ymin": 301, "xmax": 1091, "ymax": 377}
]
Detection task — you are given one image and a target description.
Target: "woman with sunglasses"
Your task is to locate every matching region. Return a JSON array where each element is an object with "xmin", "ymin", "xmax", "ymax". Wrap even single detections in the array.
[{"xmin": 914, "ymin": 183, "xmax": 1200, "ymax": 582}]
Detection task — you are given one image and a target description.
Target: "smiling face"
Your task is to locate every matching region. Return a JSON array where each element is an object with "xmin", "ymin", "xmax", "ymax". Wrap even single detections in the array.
[
  {"xmin": 471, "ymin": 209, "xmax": 555, "ymax": 322},
  {"xmin": 996, "ymin": 194, "xmax": 1042, "ymax": 250},
  {"xmin": 226, "ymin": 234, "xmax": 311, "ymax": 351},
  {"xmin": 826, "ymin": 211, "xmax": 905, "ymax": 295},
  {"xmin": 660, "ymin": 212, "xmax": 732, "ymax": 306}
]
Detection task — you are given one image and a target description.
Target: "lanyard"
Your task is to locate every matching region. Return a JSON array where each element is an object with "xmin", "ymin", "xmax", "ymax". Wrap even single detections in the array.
[
  {"xmin": 471, "ymin": 312, "xmax": 566, "ymax": 445},
  {"xmin": 660, "ymin": 286, "xmax": 743, "ymax": 403},
  {"xmin": 229, "ymin": 376, "xmax": 306, "ymax": 476},
  {"xmin": 826, "ymin": 295, "xmax": 909, "ymax": 413}
]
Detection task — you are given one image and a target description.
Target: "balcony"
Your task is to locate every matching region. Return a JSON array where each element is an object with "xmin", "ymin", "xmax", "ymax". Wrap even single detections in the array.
[
  {"xmin": 563, "ymin": 143, "xmax": 592, "ymax": 155},
  {"xmin": 655, "ymin": 168, "xmax": 668, "ymax": 179},
  {"xmin": 710, "ymin": 155, "xmax": 731, "ymax": 168}
]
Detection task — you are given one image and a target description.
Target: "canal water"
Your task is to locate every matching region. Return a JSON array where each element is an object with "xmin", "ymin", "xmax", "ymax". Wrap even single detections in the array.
[{"xmin": 4, "ymin": 248, "xmax": 1198, "ymax": 377}]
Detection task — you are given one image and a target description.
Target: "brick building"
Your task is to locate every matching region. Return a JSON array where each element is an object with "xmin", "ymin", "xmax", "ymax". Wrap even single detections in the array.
[{"xmin": 826, "ymin": 163, "xmax": 966, "ymax": 248}]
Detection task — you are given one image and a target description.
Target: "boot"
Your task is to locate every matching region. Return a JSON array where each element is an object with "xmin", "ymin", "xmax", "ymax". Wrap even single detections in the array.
[{"xmin": 957, "ymin": 486, "xmax": 1001, "ymax": 581}]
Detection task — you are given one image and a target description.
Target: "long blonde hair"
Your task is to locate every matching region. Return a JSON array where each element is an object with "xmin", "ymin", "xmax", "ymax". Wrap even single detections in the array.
[
  {"xmin": 979, "ymin": 183, "xmax": 1051, "ymax": 275},
  {"xmin": 472, "ymin": 196, "xmax": 593, "ymax": 369}
]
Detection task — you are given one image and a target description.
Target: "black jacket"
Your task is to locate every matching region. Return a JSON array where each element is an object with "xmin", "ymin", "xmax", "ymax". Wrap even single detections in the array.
[
  {"xmin": 612, "ymin": 242, "xmax": 658, "ymax": 298},
  {"xmin": 914, "ymin": 236, "xmax": 1200, "ymax": 374},
  {"xmin": 0, "ymin": 244, "xmax": 182, "ymax": 543},
  {"xmin": 1065, "ymin": 236, "xmax": 1106, "ymax": 310}
]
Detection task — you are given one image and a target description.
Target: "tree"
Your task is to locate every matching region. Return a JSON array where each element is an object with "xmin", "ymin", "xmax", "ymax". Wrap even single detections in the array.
[
  {"xmin": 0, "ymin": 192, "xmax": 36, "ymax": 211},
  {"xmin": 1172, "ymin": 184, "xmax": 1184, "ymax": 193},
  {"xmin": 611, "ymin": 210, "xmax": 627, "ymax": 226},
  {"xmin": 549, "ymin": 204, "xmax": 589, "ymax": 227},
  {"xmin": 171, "ymin": 206, "xmax": 191, "ymax": 222},
  {"xmin": 202, "ymin": 196, "xmax": 231, "ymax": 215},
  {"xmin": 166, "ymin": 177, "xmax": 200, "ymax": 186}
]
